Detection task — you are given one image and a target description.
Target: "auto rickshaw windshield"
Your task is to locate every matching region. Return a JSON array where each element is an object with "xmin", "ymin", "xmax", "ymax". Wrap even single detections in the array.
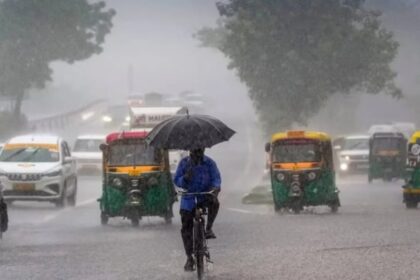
[
  {"xmin": 108, "ymin": 142, "xmax": 161, "ymax": 166},
  {"xmin": 272, "ymin": 139, "xmax": 321, "ymax": 163},
  {"xmin": 372, "ymin": 138, "xmax": 402, "ymax": 154}
]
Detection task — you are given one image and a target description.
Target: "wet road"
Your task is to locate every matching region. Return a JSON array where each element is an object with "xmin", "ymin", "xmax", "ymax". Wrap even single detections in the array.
[
  {"xmin": 2, "ymin": 175, "xmax": 420, "ymax": 280},
  {"xmin": 2, "ymin": 117, "xmax": 420, "ymax": 279}
]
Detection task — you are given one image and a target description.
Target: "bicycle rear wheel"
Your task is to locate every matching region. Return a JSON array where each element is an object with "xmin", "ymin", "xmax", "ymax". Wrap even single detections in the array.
[
  {"xmin": 193, "ymin": 218, "xmax": 205, "ymax": 280},
  {"xmin": 0, "ymin": 212, "xmax": 3, "ymax": 240}
]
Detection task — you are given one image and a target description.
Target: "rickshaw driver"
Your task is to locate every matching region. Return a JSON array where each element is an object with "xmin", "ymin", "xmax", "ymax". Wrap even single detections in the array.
[{"xmin": 174, "ymin": 148, "xmax": 221, "ymax": 272}]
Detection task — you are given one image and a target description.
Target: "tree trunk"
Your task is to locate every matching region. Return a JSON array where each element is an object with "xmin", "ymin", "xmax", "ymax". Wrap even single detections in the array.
[{"xmin": 13, "ymin": 89, "xmax": 24, "ymax": 118}]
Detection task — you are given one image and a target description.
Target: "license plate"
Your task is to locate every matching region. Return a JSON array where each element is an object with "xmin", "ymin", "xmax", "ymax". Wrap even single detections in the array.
[
  {"xmin": 14, "ymin": 183, "xmax": 35, "ymax": 191},
  {"xmin": 128, "ymin": 170, "xmax": 141, "ymax": 176}
]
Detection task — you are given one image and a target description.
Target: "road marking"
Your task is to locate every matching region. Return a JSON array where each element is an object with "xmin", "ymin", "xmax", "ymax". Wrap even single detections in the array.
[
  {"xmin": 37, "ymin": 197, "xmax": 98, "ymax": 225},
  {"xmin": 227, "ymin": 207, "xmax": 269, "ymax": 215},
  {"xmin": 76, "ymin": 198, "xmax": 97, "ymax": 207}
]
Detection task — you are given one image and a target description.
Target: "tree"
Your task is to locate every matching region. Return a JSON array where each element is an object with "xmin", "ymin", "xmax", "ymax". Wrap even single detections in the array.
[
  {"xmin": 197, "ymin": 0, "xmax": 400, "ymax": 134},
  {"xmin": 0, "ymin": 0, "xmax": 115, "ymax": 118}
]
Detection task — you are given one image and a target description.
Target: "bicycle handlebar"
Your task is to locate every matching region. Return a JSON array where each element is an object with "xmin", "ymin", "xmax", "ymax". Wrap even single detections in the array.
[{"xmin": 175, "ymin": 188, "xmax": 217, "ymax": 197}]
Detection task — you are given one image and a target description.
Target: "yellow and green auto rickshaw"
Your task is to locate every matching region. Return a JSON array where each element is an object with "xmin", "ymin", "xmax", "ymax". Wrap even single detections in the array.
[
  {"xmin": 98, "ymin": 131, "xmax": 176, "ymax": 226},
  {"xmin": 403, "ymin": 131, "xmax": 420, "ymax": 208},
  {"xmin": 265, "ymin": 131, "xmax": 340, "ymax": 214},
  {"xmin": 368, "ymin": 132, "xmax": 407, "ymax": 183}
]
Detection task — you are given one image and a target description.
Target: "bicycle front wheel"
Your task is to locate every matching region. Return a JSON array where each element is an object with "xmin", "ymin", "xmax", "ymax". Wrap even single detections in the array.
[{"xmin": 193, "ymin": 218, "xmax": 205, "ymax": 280}]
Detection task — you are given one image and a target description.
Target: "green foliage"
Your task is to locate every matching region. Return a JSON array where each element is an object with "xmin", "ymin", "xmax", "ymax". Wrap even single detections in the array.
[
  {"xmin": 0, "ymin": 0, "xmax": 115, "ymax": 116},
  {"xmin": 197, "ymin": 0, "xmax": 400, "ymax": 134}
]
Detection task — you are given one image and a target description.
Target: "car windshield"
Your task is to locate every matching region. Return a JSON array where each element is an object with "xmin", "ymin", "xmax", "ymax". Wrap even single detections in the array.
[
  {"xmin": 108, "ymin": 142, "xmax": 161, "ymax": 166},
  {"xmin": 343, "ymin": 138, "xmax": 369, "ymax": 150},
  {"xmin": 0, "ymin": 146, "xmax": 60, "ymax": 162},
  {"xmin": 74, "ymin": 139, "xmax": 103, "ymax": 152},
  {"xmin": 272, "ymin": 139, "xmax": 320, "ymax": 163}
]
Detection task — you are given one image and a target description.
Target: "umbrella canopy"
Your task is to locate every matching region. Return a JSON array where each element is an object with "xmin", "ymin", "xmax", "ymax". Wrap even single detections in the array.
[{"xmin": 145, "ymin": 114, "xmax": 235, "ymax": 150}]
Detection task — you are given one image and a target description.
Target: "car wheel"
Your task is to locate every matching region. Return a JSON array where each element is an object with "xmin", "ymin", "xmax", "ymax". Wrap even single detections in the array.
[
  {"xmin": 68, "ymin": 179, "xmax": 77, "ymax": 207},
  {"xmin": 55, "ymin": 184, "xmax": 67, "ymax": 208}
]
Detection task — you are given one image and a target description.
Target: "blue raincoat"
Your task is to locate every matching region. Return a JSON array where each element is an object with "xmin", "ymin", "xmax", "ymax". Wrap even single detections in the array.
[{"xmin": 174, "ymin": 155, "xmax": 221, "ymax": 211}]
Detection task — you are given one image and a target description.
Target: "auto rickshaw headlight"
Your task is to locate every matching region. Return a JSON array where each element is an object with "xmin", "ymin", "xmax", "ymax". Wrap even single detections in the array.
[
  {"xmin": 148, "ymin": 176, "xmax": 159, "ymax": 186},
  {"xmin": 308, "ymin": 172, "xmax": 316, "ymax": 181},
  {"xmin": 112, "ymin": 177, "xmax": 123, "ymax": 187},
  {"xmin": 276, "ymin": 173, "xmax": 285, "ymax": 182}
]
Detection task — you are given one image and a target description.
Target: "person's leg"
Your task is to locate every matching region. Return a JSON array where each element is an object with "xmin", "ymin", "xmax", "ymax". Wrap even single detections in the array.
[
  {"xmin": 205, "ymin": 197, "xmax": 219, "ymax": 238},
  {"xmin": 0, "ymin": 199, "xmax": 7, "ymax": 232},
  {"xmin": 180, "ymin": 209, "xmax": 194, "ymax": 271}
]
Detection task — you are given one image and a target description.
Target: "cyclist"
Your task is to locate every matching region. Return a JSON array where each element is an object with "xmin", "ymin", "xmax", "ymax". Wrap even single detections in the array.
[{"xmin": 174, "ymin": 148, "xmax": 221, "ymax": 272}]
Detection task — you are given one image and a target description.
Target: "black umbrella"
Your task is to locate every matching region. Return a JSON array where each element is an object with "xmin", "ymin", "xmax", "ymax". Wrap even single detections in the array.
[{"xmin": 145, "ymin": 113, "xmax": 236, "ymax": 150}]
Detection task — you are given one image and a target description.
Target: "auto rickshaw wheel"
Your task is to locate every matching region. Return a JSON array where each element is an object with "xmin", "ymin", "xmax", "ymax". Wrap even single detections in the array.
[
  {"xmin": 405, "ymin": 201, "xmax": 418, "ymax": 209},
  {"xmin": 130, "ymin": 211, "xmax": 140, "ymax": 227},
  {"xmin": 100, "ymin": 212, "xmax": 109, "ymax": 225},
  {"xmin": 290, "ymin": 199, "xmax": 301, "ymax": 214},
  {"xmin": 164, "ymin": 216, "xmax": 172, "ymax": 224},
  {"xmin": 330, "ymin": 202, "xmax": 339, "ymax": 213},
  {"xmin": 274, "ymin": 203, "xmax": 280, "ymax": 212}
]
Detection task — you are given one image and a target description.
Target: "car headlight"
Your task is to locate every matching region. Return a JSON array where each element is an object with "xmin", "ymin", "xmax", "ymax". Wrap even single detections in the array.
[
  {"xmin": 102, "ymin": 115, "xmax": 112, "ymax": 123},
  {"xmin": 341, "ymin": 155, "xmax": 350, "ymax": 161},
  {"xmin": 340, "ymin": 163, "xmax": 348, "ymax": 171},
  {"xmin": 276, "ymin": 173, "xmax": 285, "ymax": 182},
  {"xmin": 45, "ymin": 169, "xmax": 62, "ymax": 177},
  {"xmin": 308, "ymin": 172, "xmax": 316, "ymax": 181},
  {"xmin": 112, "ymin": 177, "xmax": 123, "ymax": 187},
  {"xmin": 148, "ymin": 176, "xmax": 159, "ymax": 186}
]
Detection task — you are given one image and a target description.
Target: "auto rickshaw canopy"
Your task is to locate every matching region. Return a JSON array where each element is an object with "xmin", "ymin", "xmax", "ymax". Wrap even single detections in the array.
[
  {"xmin": 106, "ymin": 130, "xmax": 149, "ymax": 144},
  {"xmin": 271, "ymin": 130, "xmax": 331, "ymax": 143},
  {"xmin": 408, "ymin": 131, "xmax": 420, "ymax": 144}
]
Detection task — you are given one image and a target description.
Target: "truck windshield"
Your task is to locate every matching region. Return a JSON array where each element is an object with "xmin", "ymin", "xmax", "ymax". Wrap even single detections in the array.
[
  {"xmin": 109, "ymin": 143, "xmax": 161, "ymax": 166},
  {"xmin": 272, "ymin": 139, "xmax": 320, "ymax": 163}
]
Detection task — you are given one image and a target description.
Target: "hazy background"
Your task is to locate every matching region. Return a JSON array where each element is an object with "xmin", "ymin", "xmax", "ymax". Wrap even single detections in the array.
[{"xmin": 21, "ymin": 0, "xmax": 420, "ymax": 136}]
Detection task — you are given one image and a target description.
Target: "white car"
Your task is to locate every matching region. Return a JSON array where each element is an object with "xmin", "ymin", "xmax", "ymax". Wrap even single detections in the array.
[
  {"xmin": 0, "ymin": 135, "xmax": 77, "ymax": 207},
  {"xmin": 72, "ymin": 135, "xmax": 105, "ymax": 174},
  {"xmin": 336, "ymin": 135, "xmax": 370, "ymax": 175}
]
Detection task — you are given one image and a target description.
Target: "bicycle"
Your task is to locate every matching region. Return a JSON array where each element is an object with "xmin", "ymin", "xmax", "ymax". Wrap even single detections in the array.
[{"xmin": 177, "ymin": 188, "xmax": 215, "ymax": 280}]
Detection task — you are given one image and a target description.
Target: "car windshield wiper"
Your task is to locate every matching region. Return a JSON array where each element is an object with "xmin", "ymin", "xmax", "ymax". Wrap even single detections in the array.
[
  {"xmin": 22, "ymin": 148, "xmax": 41, "ymax": 161},
  {"xmin": 1, "ymin": 148, "xmax": 27, "ymax": 161}
]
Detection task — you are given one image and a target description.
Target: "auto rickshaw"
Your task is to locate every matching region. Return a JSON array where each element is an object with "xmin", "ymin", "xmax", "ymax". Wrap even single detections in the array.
[
  {"xmin": 265, "ymin": 130, "xmax": 340, "ymax": 214},
  {"xmin": 98, "ymin": 131, "xmax": 175, "ymax": 226},
  {"xmin": 403, "ymin": 131, "xmax": 420, "ymax": 208},
  {"xmin": 368, "ymin": 132, "xmax": 407, "ymax": 183}
]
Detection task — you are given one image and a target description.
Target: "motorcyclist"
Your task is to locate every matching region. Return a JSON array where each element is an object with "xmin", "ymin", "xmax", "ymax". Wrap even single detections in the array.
[{"xmin": 174, "ymin": 148, "xmax": 221, "ymax": 272}]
